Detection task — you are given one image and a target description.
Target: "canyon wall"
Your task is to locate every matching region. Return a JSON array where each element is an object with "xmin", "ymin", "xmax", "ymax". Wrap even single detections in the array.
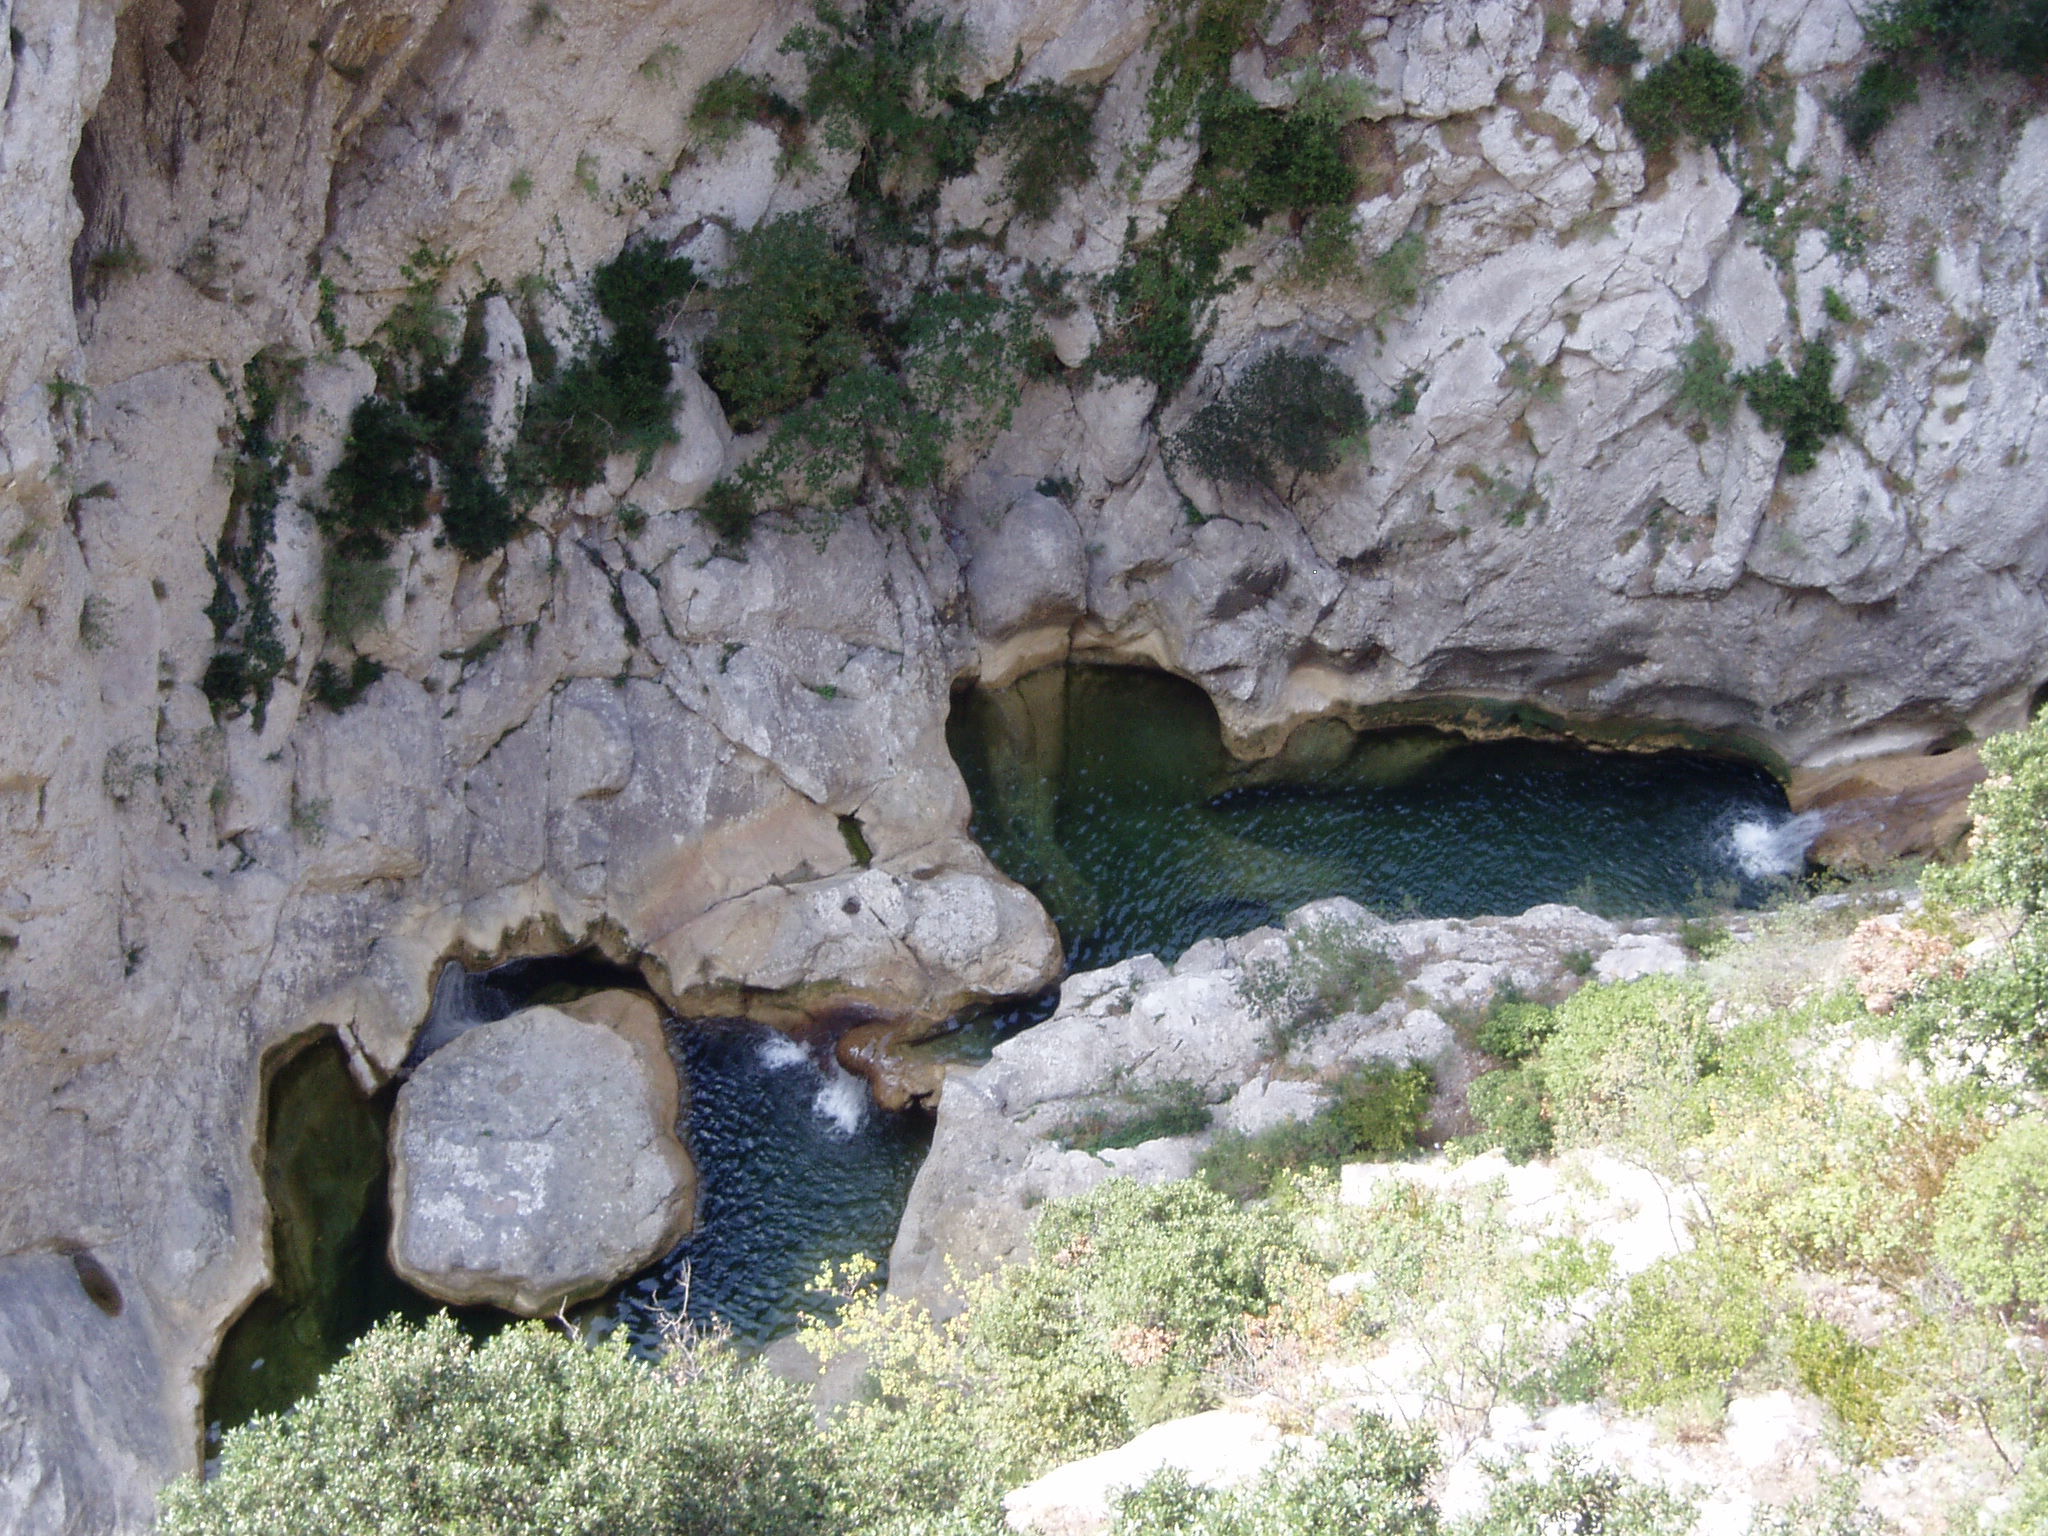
[{"xmin": 2, "ymin": 0, "xmax": 2046, "ymax": 1527}]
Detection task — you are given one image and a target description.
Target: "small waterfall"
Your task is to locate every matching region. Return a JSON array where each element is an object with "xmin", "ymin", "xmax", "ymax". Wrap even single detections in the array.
[
  {"xmin": 753, "ymin": 1031, "xmax": 869, "ymax": 1134},
  {"xmin": 1726, "ymin": 809, "xmax": 1830, "ymax": 879},
  {"xmin": 812, "ymin": 1061, "xmax": 870, "ymax": 1136}
]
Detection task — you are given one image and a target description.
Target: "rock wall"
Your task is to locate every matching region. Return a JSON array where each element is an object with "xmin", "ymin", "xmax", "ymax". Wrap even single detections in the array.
[{"xmin": 3, "ymin": 0, "xmax": 2048, "ymax": 1527}]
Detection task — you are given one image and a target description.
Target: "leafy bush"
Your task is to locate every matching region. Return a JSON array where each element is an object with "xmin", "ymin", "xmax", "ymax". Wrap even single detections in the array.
[
  {"xmin": 1065, "ymin": 1079, "xmax": 1213, "ymax": 1152},
  {"xmin": 1788, "ymin": 1311, "xmax": 1904, "ymax": 1454},
  {"xmin": 1933, "ymin": 1116, "xmax": 2048, "ymax": 1310},
  {"xmin": 1199, "ymin": 1062, "xmax": 1431, "ymax": 1200},
  {"xmin": 1476, "ymin": 998, "xmax": 1556, "ymax": 1061},
  {"xmin": 690, "ymin": 69, "xmax": 801, "ymax": 151},
  {"xmin": 1928, "ymin": 716, "xmax": 2048, "ymax": 916},
  {"xmin": 505, "ymin": 242, "xmax": 695, "ymax": 501},
  {"xmin": 701, "ymin": 214, "xmax": 870, "ymax": 431},
  {"xmin": 1467, "ymin": 1067, "xmax": 1553, "ymax": 1163},
  {"xmin": 307, "ymin": 657, "xmax": 387, "ymax": 713},
  {"xmin": 1599, "ymin": 1243, "xmax": 1772, "ymax": 1410},
  {"xmin": 783, "ymin": 0, "xmax": 977, "ymax": 214},
  {"xmin": 1739, "ymin": 339, "xmax": 1850, "ymax": 475},
  {"xmin": 157, "ymin": 1316, "xmax": 833, "ymax": 1535},
  {"xmin": 988, "ymin": 85, "xmax": 1098, "ymax": 222},
  {"xmin": 201, "ymin": 353, "xmax": 297, "ymax": 728},
  {"xmin": 1459, "ymin": 1451, "xmax": 1696, "ymax": 1536},
  {"xmin": 1536, "ymin": 976, "xmax": 1716, "ymax": 1156},
  {"xmin": 1672, "ymin": 321, "xmax": 1739, "ymax": 430},
  {"xmin": 1169, "ymin": 350, "xmax": 1370, "ymax": 498},
  {"xmin": 1867, "ymin": 0, "xmax": 2048, "ymax": 75},
  {"xmin": 1114, "ymin": 1417, "xmax": 1440, "ymax": 1536},
  {"xmin": 1834, "ymin": 59, "xmax": 1919, "ymax": 152},
  {"xmin": 1580, "ymin": 20, "xmax": 1645, "ymax": 70},
  {"xmin": 1238, "ymin": 916, "xmax": 1401, "ymax": 1046},
  {"xmin": 1621, "ymin": 46, "xmax": 1748, "ymax": 155},
  {"xmin": 1099, "ymin": 88, "xmax": 1357, "ymax": 394},
  {"xmin": 966, "ymin": 1178, "xmax": 1302, "ymax": 1447}
]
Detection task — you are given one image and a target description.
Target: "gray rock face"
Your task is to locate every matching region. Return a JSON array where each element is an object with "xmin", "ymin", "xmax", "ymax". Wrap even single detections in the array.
[
  {"xmin": 388, "ymin": 1005, "xmax": 695, "ymax": 1316},
  {"xmin": 888, "ymin": 900, "xmax": 1676, "ymax": 1309}
]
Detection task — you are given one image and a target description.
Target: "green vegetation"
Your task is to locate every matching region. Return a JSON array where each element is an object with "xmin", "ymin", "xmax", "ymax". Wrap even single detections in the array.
[
  {"xmin": 1842, "ymin": 0, "xmax": 2048, "ymax": 152},
  {"xmin": 1237, "ymin": 916, "xmax": 1401, "ymax": 1048},
  {"xmin": 1738, "ymin": 340, "xmax": 1851, "ymax": 475},
  {"xmin": 1113, "ymin": 1419, "xmax": 1439, "ymax": 1536},
  {"xmin": 1835, "ymin": 59, "xmax": 1920, "ymax": 154},
  {"xmin": 1933, "ymin": 1117, "xmax": 2048, "ymax": 1310},
  {"xmin": 1580, "ymin": 19, "xmax": 1645, "ymax": 70},
  {"xmin": 1167, "ymin": 350, "xmax": 1370, "ymax": 499},
  {"xmin": 306, "ymin": 657, "xmax": 386, "ymax": 713},
  {"xmin": 504, "ymin": 241, "xmax": 696, "ymax": 501},
  {"xmin": 701, "ymin": 215, "xmax": 869, "ymax": 431},
  {"xmin": 987, "ymin": 85, "xmax": 1100, "ymax": 223},
  {"xmin": 1598, "ymin": 1243, "xmax": 1772, "ymax": 1410},
  {"xmin": 201, "ymin": 351, "xmax": 300, "ymax": 730},
  {"xmin": 1063, "ymin": 1079, "xmax": 1213, "ymax": 1152},
  {"xmin": 1098, "ymin": 89, "xmax": 1358, "ymax": 393},
  {"xmin": 1620, "ymin": 46, "xmax": 1748, "ymax": 156},
  {"xmin": 1467, "ymin": 1067, "xmax": 1553, "ymax": 1161},
  {"xmin": 1198, "ymin": 1061, "xmax": 1432, "ymax": 1200},
  {"xmin": 1672, "ymin": 321, "xmax": 1739, "ymax": 431},
  {"xmin": 689, "ymin": 68, "xmax": 801, "ymax": 152}
]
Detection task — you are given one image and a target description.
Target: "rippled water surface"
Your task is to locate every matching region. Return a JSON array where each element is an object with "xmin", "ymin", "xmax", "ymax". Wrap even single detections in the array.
[
  {"xmin": 949, "ymin": 666, "xmax": 1797, "ymax": 974},
  {"xmin": 609, "ymin": 1021, "xmax": 930, "ymax": 1347}
]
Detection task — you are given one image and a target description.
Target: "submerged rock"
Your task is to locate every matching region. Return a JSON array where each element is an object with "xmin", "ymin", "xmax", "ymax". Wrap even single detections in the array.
[{"xmin": 387, "ymin": 1003, "xmax": 694, "ymax": 1316}]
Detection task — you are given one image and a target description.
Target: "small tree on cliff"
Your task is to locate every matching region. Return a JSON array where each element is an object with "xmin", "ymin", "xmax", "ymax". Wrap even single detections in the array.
[{"xmin": 1167, "ymin": 349, "xmax": 1370, "ymax": 501}]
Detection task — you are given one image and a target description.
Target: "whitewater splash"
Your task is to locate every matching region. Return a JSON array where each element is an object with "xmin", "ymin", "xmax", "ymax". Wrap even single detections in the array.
[
  {"xmin": 1726, "ymin": 810, "xmax": 1830, "ymax": 879},
  {"xmin": 812, "ymin": 1063, "xmax": 870, "ymax": 1136},
  {"xmin": 753, "ymin": 1033, "xmax": 868, "ymax": 1133},
  {"xmin": 753, "ymin": 1034, "xmax": 812, "ymax": 1072}
]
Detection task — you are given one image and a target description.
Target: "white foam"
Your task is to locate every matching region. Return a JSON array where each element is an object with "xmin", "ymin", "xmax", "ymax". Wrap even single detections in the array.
[
  {"xmin": 1726, "ymin": 810, "xmax": 1828, "ymax": 879},
  {"xmin": 754, "ymin": 1034, "xmax": 811, "ymax": 1072},
  {"xmin": 812, "ymin": 1063, "xmax": 870, "ymax": 1136}
]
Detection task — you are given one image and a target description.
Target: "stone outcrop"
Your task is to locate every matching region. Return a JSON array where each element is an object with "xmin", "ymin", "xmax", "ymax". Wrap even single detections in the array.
[
  {"xmin": 387, "ymin": 1002, "xmax": 694, "ymax": 1316},
  {"xmin": 4, "ymin": 0, "xmax": 2048, "ymax": 1524},
  {"xmin": 889, "ymin": 898, "xmax": 1678, "ymax": 1309}
]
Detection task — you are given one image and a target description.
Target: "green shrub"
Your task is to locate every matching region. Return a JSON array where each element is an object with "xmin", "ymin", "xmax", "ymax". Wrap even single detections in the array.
[
  {"xmin": 1199, "ymin": 1062, "xmax": 1431, "ymax": 1200},
  {"xmin": 1621, "ymin": 46, "xmax": 1748, "ymax": 155},
  {"xmin": 1867, "ymin": 0, "xmax": 2048, "ymax": 74},
  {"xmin": 967, "ymin": 1178, "xmax": 1301, "ymax": 1448},
  {"xmin": 156, "ymin": 1316, "xmax": 832, "ymax": 1535},
  {"xmin": 1460, "ymin": 1451, "xmax": 1696, "ymax": 1536},
  {"xmin": 1467, "ymin": 1067, "xmax": 1553, "ymax": 1163},
  {"xmin": 988, "ymin": 85, "xmax": 1098, "ymax": 222},
  {"xmin": 1739, "ymin": 339, "xmax": 1850, "ymax": 476},
  {"xmin": 1065, "ymin": 1079, "xmax": 1213, "ymax": 1152},
  {"xmin": 782, "ymin": 0, "xmax": 977, "ymax": 213},
  {"xmin": 1536, "ymin": 976, "xmax": 1716, "ymax": 1155},
  {"xmin": 505, "ymin": 242, "xmax": 695, "ymax": 501},
  {"xmin": 324, "ymin": 395, "xmax": 430, "ymax": 550},
  {"xmin": 1600, "ymin": 1243, "xmax": 1772, "ymax": 1410},
  {"xmin": 1476, "ymin": 998, "xmax": 1556, "ymax": 1061},
  {"xmin": 1580, "ymin": 20, "xmax": 1645, "ymax": 70},
  {"xmin": 320, "ymin": 550, "xmax": 396, "ymax": 644},
  {"xmin": 307, "ymin": 657, "xmax": 387, "ymax": 713},
  {"xmin": 1237, "ymin": 916, "xmax": 1400, "ymax": 1046},
  {"xmin": 701, "ymin": 214, "xmax": 870, "ymax": 431},
  {"xmin": 1098, "ymin": 88, "xmax": 1357, "ymax": 394},
  {"xmin": 1114, "ymin": 1417, "xmax": 1440, "ymax": 1536},
  {"xmin": 1788, "ymin": 1311, "xmax": 1903, "ymax": 1454},
  {"xmin": 1927, "ymin": 715, "xmax": 2048, "ymax": 915},
  {"xmin": 1169, "ymin": 350, "xmax": 1370, "ymax": 498},
  {"xmin": 202, "ymin": 353, "xmax": 297, "ymax": 729},
  {"xmin": 690, "ymin": 69, "xmax": 801, "ymax": 151},
  {"xmin": 1672, "ymin": 321, "xmax": 1739, "ymax": 430},
  {"xmin": 1933, "ymin": 1116, "xmax": 2048, "ymax": 1309},
  {"xmin": 1835, "ymin": 59, "xmax": 1920, "ymax": 151}
]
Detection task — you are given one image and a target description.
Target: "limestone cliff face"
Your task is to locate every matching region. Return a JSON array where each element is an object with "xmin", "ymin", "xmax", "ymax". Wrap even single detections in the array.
[{"xmin": 2, "ymin": 0, "xmax": 2047, "ymax": 1528}]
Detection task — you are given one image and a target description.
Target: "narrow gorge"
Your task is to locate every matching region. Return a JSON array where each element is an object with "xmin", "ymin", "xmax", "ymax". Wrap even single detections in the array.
[{"xmin": 2, "ymin": 0, "xmax": 2047, "ymax": 1528}]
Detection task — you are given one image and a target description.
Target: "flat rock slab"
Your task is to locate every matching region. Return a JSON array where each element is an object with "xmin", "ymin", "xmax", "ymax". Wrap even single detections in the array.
[{"xmin": 388, "ymin": 1004, "xmax": 694, "ymax": 1316}]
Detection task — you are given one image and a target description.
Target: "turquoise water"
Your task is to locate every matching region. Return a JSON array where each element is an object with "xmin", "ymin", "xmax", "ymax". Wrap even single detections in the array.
[{"xmin": 948, "ymin": 665, "xmax": 1796, "ymax": 974}]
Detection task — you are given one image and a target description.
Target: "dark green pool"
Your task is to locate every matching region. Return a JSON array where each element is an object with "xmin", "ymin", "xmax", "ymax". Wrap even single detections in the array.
[{"xmin": 949, "ymin": 665, "xmax": 1798, "ymax": 974}]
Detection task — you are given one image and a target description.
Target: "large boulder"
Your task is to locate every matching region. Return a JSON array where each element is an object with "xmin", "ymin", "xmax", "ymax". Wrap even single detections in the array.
[{"xmin": 388, "ymin": 1001, "xmax": 695, "ymax": 1316}]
